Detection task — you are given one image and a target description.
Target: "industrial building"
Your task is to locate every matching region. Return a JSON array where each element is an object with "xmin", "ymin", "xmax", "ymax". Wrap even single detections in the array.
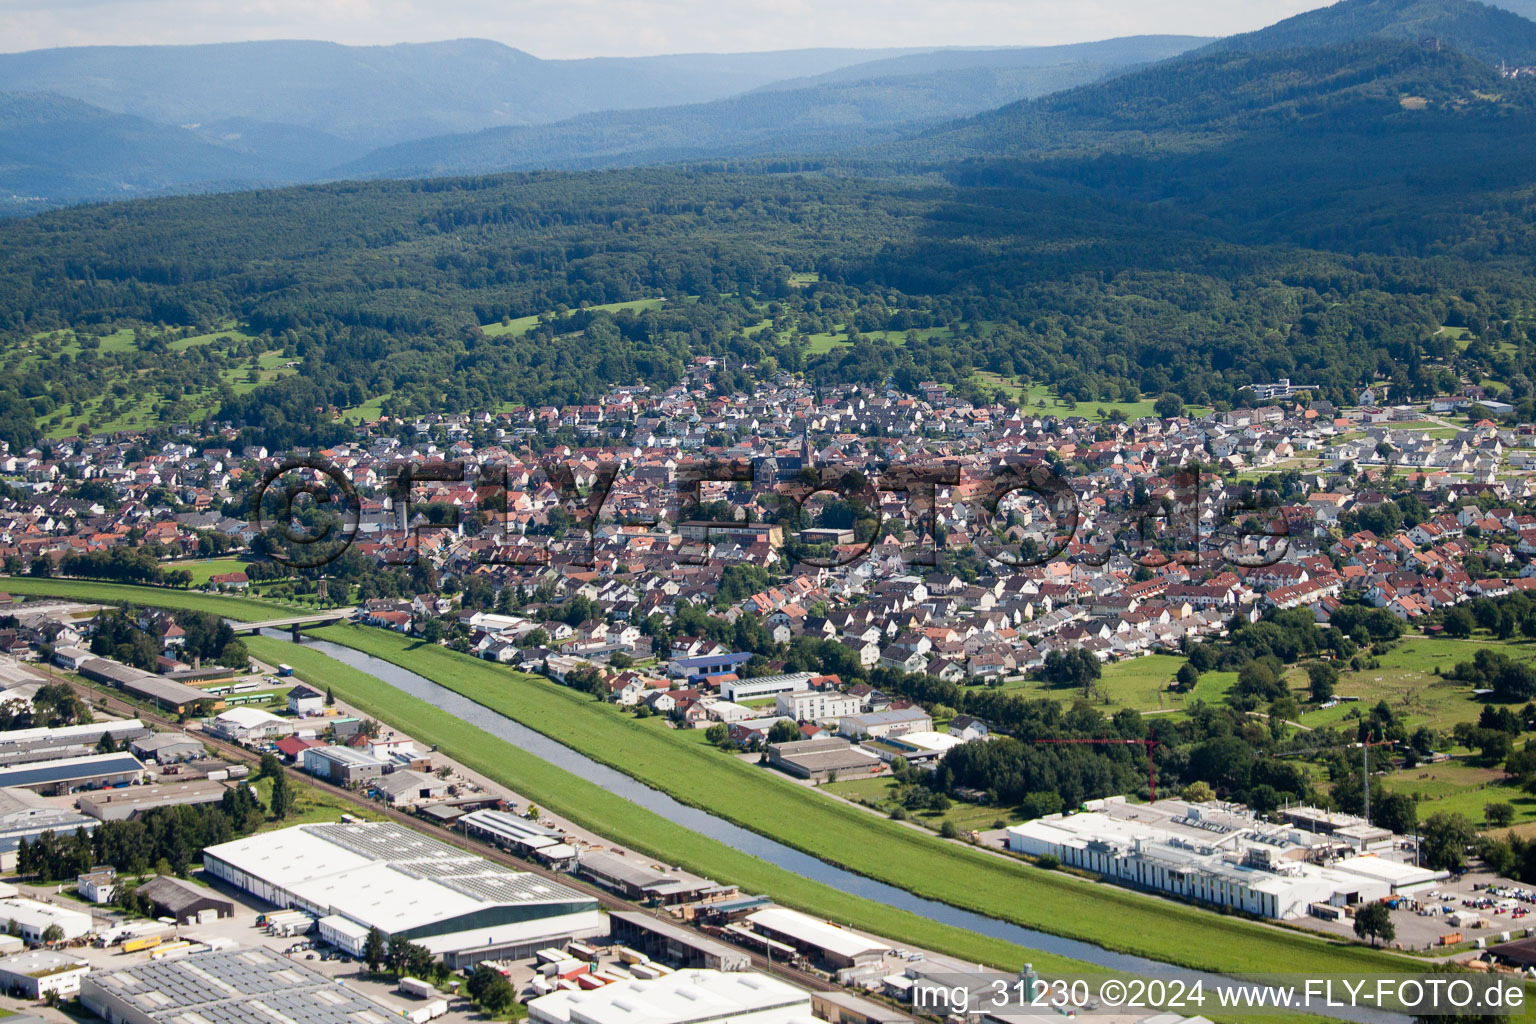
[
  {"xmin": 82, "ymin": 947, "xmax": 404, "ymax": 1024},
  {"xmin": 78, "ymin": 658, "xmax": 222, "ymax": 715},
  {"xmin": 0, "ymin": 752, "xmax": 144, "ymax": 795},
  {"xmin": 774, "ymin": 690, "xmax": 862, "ymax": 722},
  {"xmin": 128, "ymin": 733, "xmax": 204, "ymax": 764},
  {"xmin": 606, "ymin": 911, "xmax": 752, "ymax": 972},
  {"xmin": 76, "ymin": 780, "xmax": 228, "ymax": 822},
  {"xmin": 0, "ymin": 949, "xmax": 89, "ymax": 999},
  {"xmin": 0, "ymin": 719, "xmax": 150, "ymax": 767},
  {"xmin": 719, "ymin": 674, "xmax": 818, "ymax": 703},
  {"xmin": 300, "ymin": 746, "xmax": 388, "ymax": 786},
  {"xmin": 835, "ymin": 709, "xmax": 932, "ymax": 740},
  {"xmin": 741, "ymin": 908, "xmax": 888, "ymax": 969},
  {"xmin": 205, "ymin": 708, "xmax": 294, "ymax": 743},
  {"xmin": 0, "ymin": 897, "xmax": 93, "ymax": 943},
  {"xmin": 765, "ymin": 738, "xmax": 882, "ymax": 782},
  {"xmin": 528, "ymin": 968, "xmax": 812, "ymax": 1024},
  {"xmin": 135, "ymin": 875, "xmax": 236, "ymax": 924},
  {"xmin": 203, "ymin": 822, "xmax": 602, "ymax": 966},
  {"xmin": 575, "ymin": 851, "xmax": 724, "ymax": 905},
  {"xmin": 0, "ymin": 786, "xmax": 97, "ymax": 870},
  {"xmin": 460, "ymin": 810, "xmax": 577, "ymax": 868},
  {"xmin": 1005, "ymin": 797, "xmax": 1446, "ymax": 919}
]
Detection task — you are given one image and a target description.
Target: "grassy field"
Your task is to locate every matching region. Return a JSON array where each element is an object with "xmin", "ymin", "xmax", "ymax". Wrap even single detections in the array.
[
  {"xmin": 1378, "ymin": 759, "xmax": 1536, "ymax": 828},
  {"xmin": 480, "ymin": 298, "xmax": 666, "ymax": 338},
  {"xmin": 243, "ymin": 636, "xmax": 1091, "ymax": 977},
  {"xmin": 823, "ymin": 776, "xmax": 1014, "ymax": 834},
  {"xmin": 0, "ymin": 575, "xmax": 292, "ymax": 621},
  {"xmin": 306, "ymin": 622, "xmax": 1410, "ymax": 976},
  {"xmin": 247, "ymin": 772, "xmax": 386, "ymax": 829},
  {"xmin": 1298, "ymin": 636, "xmax": 1527, "ymax": 733},
  {"xmin": 1004, "ymin": 655, "xmax": 1236, "ymax": 716},
  {"xmin": 164, "ymin": 557, "xmax": 251, "ymax": 586}
]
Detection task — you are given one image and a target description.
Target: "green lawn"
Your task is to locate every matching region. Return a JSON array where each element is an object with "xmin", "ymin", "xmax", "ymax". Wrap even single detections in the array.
[
  {"xmin": 1004, "ymin": 656, "xmax": 1235, "ymax": 716},
  {"xmin": 305, "ymin": 622, "xmax": 1411, "ymax": 977},
  {"xmin": 247, "ymin": 772, "xmax": 386, "ymax": 829}
]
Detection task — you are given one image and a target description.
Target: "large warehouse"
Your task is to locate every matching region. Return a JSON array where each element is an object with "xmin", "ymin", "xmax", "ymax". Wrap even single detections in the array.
[
  {"xmin": 203, "ymin": 822, "xmax": 603, "ymax": 966},
  {"xmin": 82, "ymin": 947, "xmax": 403, "ymax": 1024},
  {"xmin": 528, "ymin": 968, "xmax": 813, "ymax": 1024}
]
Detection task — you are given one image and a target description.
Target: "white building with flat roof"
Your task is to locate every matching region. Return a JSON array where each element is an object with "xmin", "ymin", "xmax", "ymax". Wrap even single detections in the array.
[
  {"xmin": 203, "ymin": 822, "xmax": 601, "ymax": 966},
  {"xmin": 720, "ymin": 674, "xmax": 818, "ymax": 703},
  {"xmin": 774, "ymin": 690, "xmax": 861, "ymax": 722},
  {"xmin": 0, "ymin": 896, "xmax": 93, "ymax": 942},
  {"xmin": 1005, "ymin": 807, "xmax": 1443, "ymax": 919},
  {"xmin": 528, "ymin": 969, "xmax": 813, "ymax": 1024},
  {"xmin": 0, "ymin": 948, "xmax": 89, "ymax": 999}
]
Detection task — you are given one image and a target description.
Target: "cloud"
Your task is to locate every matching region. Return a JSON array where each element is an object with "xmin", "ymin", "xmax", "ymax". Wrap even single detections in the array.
[{"xmin": 0, "ymin": 0, "xmax": 1341, "ymax": 57}]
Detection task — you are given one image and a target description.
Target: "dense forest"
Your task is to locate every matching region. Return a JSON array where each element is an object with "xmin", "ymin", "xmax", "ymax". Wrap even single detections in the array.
[{"xmin": 0, "ymin": 1, "xmax": 1535, "ymax": 450}]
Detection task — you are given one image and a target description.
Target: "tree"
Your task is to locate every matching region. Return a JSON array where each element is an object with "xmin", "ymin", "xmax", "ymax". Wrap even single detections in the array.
[
  {"xmin": 364, "ymin": 927, "xmax": 386, "ymax": 972},
  {"xmin": 704, "ymin": 723, "xmax": 729, "ymax": 747},
  {"xmin": 1306, "ymin": 661, "xmax": 1338, "ymax": 703},
  {"xmin": 1444, "ymin": 606, "xmax": 1475, "ymax": 639},
  {"xmin": 1373, "ymin": 791, "xmax": 1417, "ymax": 836},
  {"xmin": 767, "ymin": 719, "xmax": 801, "ymax": 744},
  {"xmin": 40, "ymin": 923, "xmax": 63, "ymax": 945},
  {"xmin": 1175, "ymin": 663, "xmax": 1199, "ymax": 692},
  {"xmin": 421, "ymin": 617, "xmax": 444, "ymax": 644},
  {"xmin": 1485, "ymin": 802, "xmax": 1516, "ymax": 828},
  {"xmin": 1154, "ymin": 393, "xmax": 1184, "ymax": 419},
  {"xmin": 1180, "ymin": 781, "xmax": 1216, "ymax": 803},
  {"xmin": 269, "ymin": 769, "xmax": 295, "ymax": 820},
  {"xmin": 940, "ymin": 820, "xmax": 960, "ymax": 839},
  {"xmin": 325, "ymin": 686, "xmax": 335, "ymax": 707},
  {"xmin": 1353, "ymin": 901, "xmax": 1395, "ymax": 947},
  {"xmin": 470, "ymin": 966, "xmax": 517, "ymax": 1015},
  {"xmin": 1420, "ymin": 812, "xmax": 1475, "ymax": 872}
]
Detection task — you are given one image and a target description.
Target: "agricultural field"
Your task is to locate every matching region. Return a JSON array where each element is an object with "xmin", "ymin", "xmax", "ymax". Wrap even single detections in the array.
[{"xmin": 304, "ymin": 621, "xmax": 1410, "ymax": 977}]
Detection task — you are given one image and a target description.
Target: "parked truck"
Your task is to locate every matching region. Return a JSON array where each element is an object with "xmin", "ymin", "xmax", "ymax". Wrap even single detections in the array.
[
  {"xmin": 405, "ymin": 1000, "xmax": 448, "ymax": 1024},
  {"xmin": 398, "ymin": 978, "xmax": 437, "ymax": 999},
  {"xmin": 122, "ymin": 935, "xmax": 164, "ymax": 954}
]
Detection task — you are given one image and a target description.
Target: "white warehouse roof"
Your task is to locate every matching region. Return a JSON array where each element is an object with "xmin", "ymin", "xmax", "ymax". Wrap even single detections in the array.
[{"xmin": 529, "ymin": 968, "xmax": 812, "ymax": 1024}]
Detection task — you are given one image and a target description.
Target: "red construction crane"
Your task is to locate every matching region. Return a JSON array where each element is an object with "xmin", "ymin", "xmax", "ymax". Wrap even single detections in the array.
[{"xmin": 1033, "ymin": 738, "xmax": 1161, "ymax": 803}]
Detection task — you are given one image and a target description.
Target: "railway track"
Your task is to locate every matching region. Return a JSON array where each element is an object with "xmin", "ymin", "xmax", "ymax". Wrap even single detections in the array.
[{"xmin": 59, "ymin": 676, "xmax": 846, "ymax": 998}]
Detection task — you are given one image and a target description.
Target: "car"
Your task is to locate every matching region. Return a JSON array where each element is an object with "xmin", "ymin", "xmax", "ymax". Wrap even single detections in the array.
[{"xmin": 305, "ymin": 952, "xmax": 316, "ymax": 959}]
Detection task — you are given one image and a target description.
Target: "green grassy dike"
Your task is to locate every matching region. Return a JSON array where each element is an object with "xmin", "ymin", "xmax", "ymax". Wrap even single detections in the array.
[
  {"xmin": 244, "ymin": 635, "xmax": 1089, "ymax": 975},
  {"xmin": 308, "ymin": 622, "xmax": 1410, "ymax": 978},
  {"xmin": 0, "ymin": 576, "xmax": 289, "ymax": 621}
]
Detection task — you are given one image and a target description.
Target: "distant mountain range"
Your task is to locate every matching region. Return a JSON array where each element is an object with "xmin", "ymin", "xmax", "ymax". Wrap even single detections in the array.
[
  {"xmin": 6, "ymin": 0, "xmax": 1536, "ymax": 214},
  {"xmin": 0, "ymin": 35, "xmax": 1206, "ymax": 212}
]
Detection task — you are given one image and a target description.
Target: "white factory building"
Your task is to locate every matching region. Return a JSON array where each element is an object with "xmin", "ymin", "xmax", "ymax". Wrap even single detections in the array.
[
  {"xmin": 0, "ymin": 896, "xmax": 94, "ymax": 942},
  {"xmin": 528, "ymin": 969, "xmax": 814, "ymax": 1024},
  {"xmin": 202, "ymin": 822, "xmax": 602, "ymax": 967},
  {"xmin": 1006, "ymin": 798, "xmax": 1446, "ymax": 919}
]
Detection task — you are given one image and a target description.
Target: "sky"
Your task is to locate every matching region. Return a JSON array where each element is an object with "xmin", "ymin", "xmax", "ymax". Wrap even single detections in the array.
[{"xmin": 0, "ymin": 0, "xmax": 1343, "ymax": 58}]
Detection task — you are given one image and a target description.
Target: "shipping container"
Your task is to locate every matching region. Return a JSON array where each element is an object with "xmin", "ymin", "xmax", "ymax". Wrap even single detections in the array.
[
  {"xmin": 398, "ymin": 978, "xmax": 436, "ymax": 999},
  {"xmin": 615, "ymin": 946, "xmax": 648, "ymax": 965}
]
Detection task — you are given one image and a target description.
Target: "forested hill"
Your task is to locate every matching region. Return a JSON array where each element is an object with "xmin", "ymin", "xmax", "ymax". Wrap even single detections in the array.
[{"xmin": 1204, "ymin": 0, "xmax": 1536, "ymax": 64}]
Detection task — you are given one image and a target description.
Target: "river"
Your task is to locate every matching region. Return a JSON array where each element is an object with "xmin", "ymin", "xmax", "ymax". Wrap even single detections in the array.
[{"xmin": 261, "ymin": 629, "xmax": 1401, "ymax": 1023}]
